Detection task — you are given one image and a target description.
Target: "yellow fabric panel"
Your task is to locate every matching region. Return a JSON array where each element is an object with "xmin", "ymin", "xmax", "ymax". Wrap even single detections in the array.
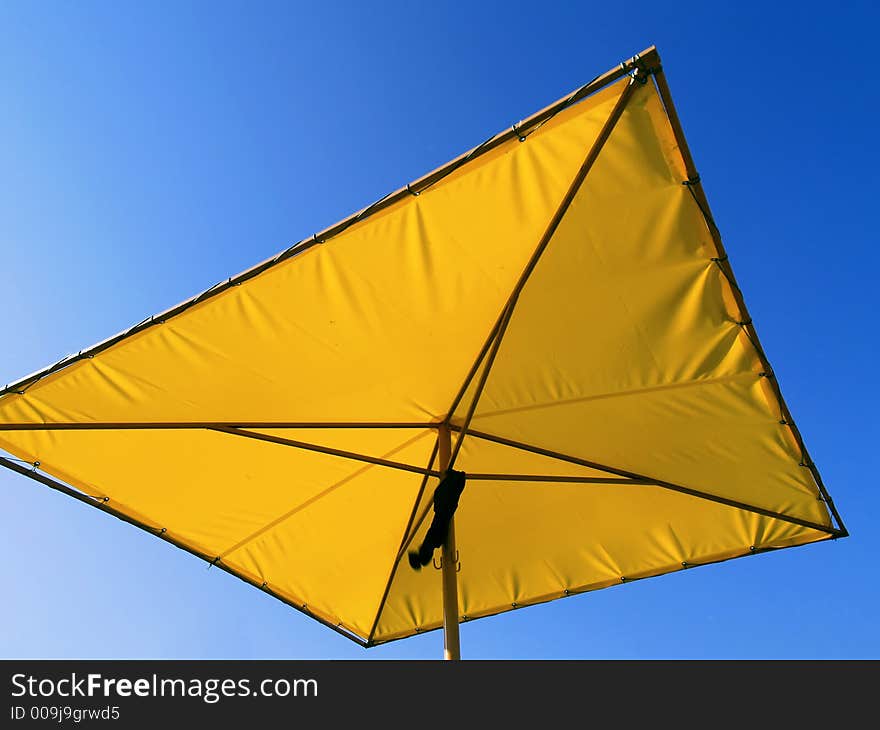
[
  {"xmin": 456, "ymin": 79, "xmax": 827, "ymax": 527},
  {"xmin": 0, "ymin": 428, "xmax": 432, "ymax": 638},
  {"xmin": 372, "ymin": 475, "xmax": 828, "ymax": 643},
  {"xmin": 469, "ymin": 378, "xmax": 829, "ymax": 526},
  {"xmin": 0, "ymin": 82, "xmax": 627, "ymax": 427},
  {"xmin": 220, "ymin": 451, "xmax": 427, "ymax": 639}
]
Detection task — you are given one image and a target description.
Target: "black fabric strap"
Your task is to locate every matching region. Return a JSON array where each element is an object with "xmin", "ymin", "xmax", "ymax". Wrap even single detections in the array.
[{"xmin": 408, "ymin": 469, "xmax": 466, "ymax": 570}]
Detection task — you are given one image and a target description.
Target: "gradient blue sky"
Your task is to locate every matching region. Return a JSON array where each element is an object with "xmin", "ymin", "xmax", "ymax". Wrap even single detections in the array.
[{"xmin": 1, "ymin": 1, "xmax": 876, "ymax": 659}]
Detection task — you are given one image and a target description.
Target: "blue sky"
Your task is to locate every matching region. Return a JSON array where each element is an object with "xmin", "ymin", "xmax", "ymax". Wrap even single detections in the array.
[{"xmin": 1, "ymin": 1, "xmax": 877, "ymax": 659}]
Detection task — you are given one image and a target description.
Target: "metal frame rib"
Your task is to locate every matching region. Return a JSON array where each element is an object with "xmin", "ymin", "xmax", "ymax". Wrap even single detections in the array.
[
  {"xmin": 451, "ymin": 427, "xmax": 842, "ymax": 537},
  {"xmin": 447, "ymin": 70, "xmax": 642, "ymax": 469},
  {"xmin": 369, "ymin": 64, "xmax": 665, "ymax": 644},
  {"xmin": 210, "ymin": 426, "xmax": 442, "ymax": 477},
  {"xmin": 465, "ymin": 474, "xmax": 650, "ymax": 484},
  {"xmin": 0, "ymin": 421, "xmax": 433, "ymax": 431},
  {"xmin": 366, "ymin": 440, "xmax": 440, "ymax": 644}
]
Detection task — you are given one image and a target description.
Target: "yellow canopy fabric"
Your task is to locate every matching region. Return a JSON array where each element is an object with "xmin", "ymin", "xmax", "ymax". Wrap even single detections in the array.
[{"xmin": 0, "ymin": 48, "xmax": 845, "ymax": 647}]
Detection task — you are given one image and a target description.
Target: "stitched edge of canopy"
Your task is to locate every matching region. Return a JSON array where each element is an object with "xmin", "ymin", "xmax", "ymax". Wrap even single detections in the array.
[{"xmin": 369, "ymin": 530, "xmax": 835, "ymax": 646}]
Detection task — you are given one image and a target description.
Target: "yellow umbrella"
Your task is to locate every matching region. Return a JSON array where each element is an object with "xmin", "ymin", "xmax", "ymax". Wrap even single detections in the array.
[{"xmin": 0, "ymin": 46, "xmax": 846, "ymax": 658}]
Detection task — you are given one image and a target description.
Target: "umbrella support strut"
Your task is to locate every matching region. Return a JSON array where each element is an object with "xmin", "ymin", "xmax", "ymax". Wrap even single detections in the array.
[{"xmin": 438, "ymin": 424, "xmax": 461, "ymax": 660}]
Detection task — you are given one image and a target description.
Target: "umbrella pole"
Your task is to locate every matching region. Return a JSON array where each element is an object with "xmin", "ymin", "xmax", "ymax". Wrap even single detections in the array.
[{"xmin": 438, "ymin": 424, "xmax": 461, "ymax": 660}]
